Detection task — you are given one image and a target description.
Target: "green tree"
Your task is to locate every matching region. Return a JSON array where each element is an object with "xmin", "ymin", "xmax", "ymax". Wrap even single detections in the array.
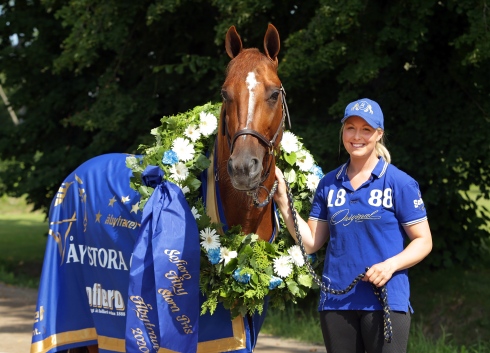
[
  {"xmin": 0, "ymin": 0, "xmax": 489, "ymax": 268},
  {"xmin": 279, "ymin": 0, "xmax": 490, "ymax": 268}
]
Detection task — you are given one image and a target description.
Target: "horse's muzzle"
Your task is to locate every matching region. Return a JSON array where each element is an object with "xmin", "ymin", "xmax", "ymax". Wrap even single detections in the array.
[{"xmin": 227, "ymin": 155, "xmax": 263, "ymax": 191}]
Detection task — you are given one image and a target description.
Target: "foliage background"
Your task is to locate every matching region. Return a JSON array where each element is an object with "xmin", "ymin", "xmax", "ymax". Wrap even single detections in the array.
[{"xmin": 0, "ymin": 0, "xmax": 489, "ymax": 271}]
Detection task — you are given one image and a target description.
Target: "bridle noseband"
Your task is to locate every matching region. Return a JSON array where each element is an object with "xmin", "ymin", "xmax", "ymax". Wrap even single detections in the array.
[
  {"xmin": 221, "ymin": 85, "xmax": 291, "ymax": 207},
  {"xmin": 228, "ymin": 85, "xmax": 290, "ymax": 156}
]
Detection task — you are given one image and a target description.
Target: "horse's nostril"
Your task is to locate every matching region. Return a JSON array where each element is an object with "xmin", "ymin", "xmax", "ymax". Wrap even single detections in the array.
[
  {"xmin": 249, "ymin": 158, "xmax": 260, "ymax": 176},
  {"xmin": 228, "ymin": 157, "xmax": 261, "ymax": 178},
  {"xmin": 227, "ymin": 158, "xmax": 234, "ymax": 176}
]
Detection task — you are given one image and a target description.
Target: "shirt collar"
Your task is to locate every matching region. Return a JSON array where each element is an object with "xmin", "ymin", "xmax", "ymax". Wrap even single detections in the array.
[{"xmin": 336, "ymin": 157, "xmax": 388, "ymax": 181}]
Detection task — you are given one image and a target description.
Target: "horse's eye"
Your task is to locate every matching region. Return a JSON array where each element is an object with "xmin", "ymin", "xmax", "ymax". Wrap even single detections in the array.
[
  {"xmin": 268, "ymin": 91, "xmax": 280, "ymax": 102},
  {"xmin": 221, "ymin": 89, "xmax": 229, "ymax": 101}
]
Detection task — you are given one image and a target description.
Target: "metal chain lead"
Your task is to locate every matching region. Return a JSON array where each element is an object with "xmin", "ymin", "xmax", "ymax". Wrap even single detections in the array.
[
  {"xmin": 251, "ymin": 180, "xmax": 278, "ymax": 208},
  {"xmin": 283, "ymin": 179, "xmax": 393, "ymax": 343}
]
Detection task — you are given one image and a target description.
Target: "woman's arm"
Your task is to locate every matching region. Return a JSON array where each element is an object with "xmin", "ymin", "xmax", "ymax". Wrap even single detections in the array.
[
  {"xmin": 273, "ymin": 168, "xmax": 330, "ymax": 254},
  {"xmin": 363, "ymin": 220, "xmax": 433, "ymax": 287}
]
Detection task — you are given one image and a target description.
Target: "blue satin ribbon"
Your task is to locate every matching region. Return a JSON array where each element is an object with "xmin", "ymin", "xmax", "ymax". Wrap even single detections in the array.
[{"xmin": 126, "ymin": 165, "xmax": 200, "ymax": 353}]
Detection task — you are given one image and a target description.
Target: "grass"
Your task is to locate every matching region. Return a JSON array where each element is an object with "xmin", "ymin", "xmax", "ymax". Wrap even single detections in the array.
[
  {"xmin": 262, "ymin": 273, "xmax": 490, "ymax": 352},
  {"xmin": 1, "ymin": 194, "xmax": 490, "ymax": 351},
  {"xmin": 0, "ymin": 195, "xmax": 47, "ymax": 288}
]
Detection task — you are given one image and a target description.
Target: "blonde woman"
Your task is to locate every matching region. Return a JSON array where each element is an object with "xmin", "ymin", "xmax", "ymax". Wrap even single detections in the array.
[{"xmin": 274, "ymin": 98, "xmax": 432, "ymax": 353}]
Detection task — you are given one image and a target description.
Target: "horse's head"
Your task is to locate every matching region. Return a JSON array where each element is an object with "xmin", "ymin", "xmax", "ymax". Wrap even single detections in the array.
[{"xmin": 220, "ymin": 24, "xmax": 285, "ymax": 192}]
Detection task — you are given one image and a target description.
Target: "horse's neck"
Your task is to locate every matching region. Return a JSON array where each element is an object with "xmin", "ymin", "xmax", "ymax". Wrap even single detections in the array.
[{"xmin": 218, "ymin": 179, "xmax": 274, "ymax": 241}]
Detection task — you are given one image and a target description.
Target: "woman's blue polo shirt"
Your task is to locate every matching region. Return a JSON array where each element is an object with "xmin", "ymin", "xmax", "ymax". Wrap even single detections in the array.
[{"xmin": 309, "ymin": 157, "xmax": 427, "ymax": 312}]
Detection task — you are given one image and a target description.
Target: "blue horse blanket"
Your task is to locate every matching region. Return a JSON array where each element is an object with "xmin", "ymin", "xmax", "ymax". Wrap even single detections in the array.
[{"xmin": 30, "ymin": 153, "xmax": 266, "ymax": 353}]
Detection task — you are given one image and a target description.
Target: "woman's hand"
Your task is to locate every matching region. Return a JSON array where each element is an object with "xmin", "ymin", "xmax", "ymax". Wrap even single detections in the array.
[
  {"xmin": 273, "ymin": 167, "xmax": 288, "ymax": 208},
  {"xmin": 362, "ymin": 260, "xmax": 396, "ymax": 287}
]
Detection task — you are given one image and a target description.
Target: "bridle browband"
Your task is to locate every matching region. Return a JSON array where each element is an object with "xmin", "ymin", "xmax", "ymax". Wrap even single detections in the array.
[{"xmin": 220, "ymin": 84, "xmax": 291, "ymax": 207}]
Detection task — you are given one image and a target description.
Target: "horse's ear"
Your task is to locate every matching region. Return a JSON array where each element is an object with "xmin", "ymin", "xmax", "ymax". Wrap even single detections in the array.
[
  {"xmin": 225, "ymin": 26, "xmax": 243, "ymax": 59},
  {"xmin": 264, "ymin": 24, "xmax": 280, "ymax": 66}
]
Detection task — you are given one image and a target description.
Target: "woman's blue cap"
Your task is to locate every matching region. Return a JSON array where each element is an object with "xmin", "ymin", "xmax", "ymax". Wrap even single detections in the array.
[{"xmin": 341, "ymin": 98, "xmax": 384, "ymax": 130}]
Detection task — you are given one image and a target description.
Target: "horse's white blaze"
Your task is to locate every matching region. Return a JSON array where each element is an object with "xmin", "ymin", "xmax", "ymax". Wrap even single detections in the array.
[{"xmin": 245, "ymin": 72, "xmax": 259, "ymax": 131}]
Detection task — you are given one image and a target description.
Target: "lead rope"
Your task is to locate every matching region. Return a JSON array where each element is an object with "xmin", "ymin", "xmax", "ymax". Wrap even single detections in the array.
[{"xmin": 283, "ymin": 178, "xmax": 393, "ymax": 343}]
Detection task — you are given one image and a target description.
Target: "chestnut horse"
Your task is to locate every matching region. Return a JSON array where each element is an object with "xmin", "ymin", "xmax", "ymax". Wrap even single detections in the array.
[
  {"xmin": 31, "ymin": 24, "xmax": 288, "ymax": 353},
  {"xmin": 217, "ymin": 23, "xmax": 287, "ymax": 242}
]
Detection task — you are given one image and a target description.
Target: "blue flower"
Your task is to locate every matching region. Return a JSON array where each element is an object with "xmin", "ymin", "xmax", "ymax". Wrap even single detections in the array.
[
  {"xmin": 207, "ymin": 247, "xmax": 221, "ymax": 265},
  {"xmin": 309, "ymin": 165, "xmax": 324, "ymax": 179},
  {"xmin": 232, "ymin": 268, "xmax": 251, "ymax": 284},
  {"xmin": 162, "ymin": 150, "xmax": 179, "ymax": 165},
  {"xmin": 269, "ymin": 276, "xmax": 283, "ymax": 290}
]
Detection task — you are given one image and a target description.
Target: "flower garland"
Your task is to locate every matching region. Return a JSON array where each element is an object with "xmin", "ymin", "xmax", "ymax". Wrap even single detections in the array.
[{"xmin": 127, "ymin": 102, "xmax": 325, "ymax": 319}]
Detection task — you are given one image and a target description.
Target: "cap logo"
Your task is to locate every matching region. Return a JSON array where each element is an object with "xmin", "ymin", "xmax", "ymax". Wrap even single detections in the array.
[{"xmin": 351, "ymin": 101, "xmax": 374, "ymax": 115}]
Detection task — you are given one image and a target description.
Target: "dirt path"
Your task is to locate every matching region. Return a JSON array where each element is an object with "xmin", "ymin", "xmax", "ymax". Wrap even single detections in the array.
[{"xmin": 0, "ymin": 282, "xmax": 326, "ymax": 353}]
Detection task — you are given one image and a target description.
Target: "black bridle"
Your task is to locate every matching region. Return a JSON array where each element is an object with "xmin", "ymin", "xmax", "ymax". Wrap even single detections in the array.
[{"xmin": 220, "ymin": 85, "xmax": 291, "ymax": 207}]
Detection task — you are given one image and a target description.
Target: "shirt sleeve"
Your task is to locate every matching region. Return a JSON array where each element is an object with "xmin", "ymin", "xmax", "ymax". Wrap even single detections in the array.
[
  {"xmin": 309, "ymin": 178, "xmax": 329, "ymax": 222},
  {"xmin": 394, "ymin": 180, "xmax": 427, "ymax": 226}
]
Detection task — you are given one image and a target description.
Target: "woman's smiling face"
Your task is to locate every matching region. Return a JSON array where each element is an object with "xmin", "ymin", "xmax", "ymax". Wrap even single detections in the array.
[{"xmin": 342, "ymin": 116, "xmax": 383, "ymax": 160}]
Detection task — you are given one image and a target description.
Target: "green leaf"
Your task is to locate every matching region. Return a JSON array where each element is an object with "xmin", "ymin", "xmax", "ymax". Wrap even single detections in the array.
[
  {"xmin": 297, "ymin": 274, "xmax": 313, "ymax": 288},
  {"xmin": 283, "ymin": 152, "xmax": 297, "ymax": 166},
  {"xmin": 194, "ymin": 154, "xmax": 211, "ymax": 171}
]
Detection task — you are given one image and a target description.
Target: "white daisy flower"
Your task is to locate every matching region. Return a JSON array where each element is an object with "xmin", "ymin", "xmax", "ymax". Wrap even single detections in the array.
[
  {"xmin": 184, "ymin": 124, "xmax": 201, "ymax": 142},
  {"xmin": 220, "ymin": 247, "xmax": 238, "ymax": 265},
  {"xmin": 287, "ymin": 245, "xmax": 305, "ymax": 267},
  {"xmin": 306, "ymin": 173, "xmax": 320, "ymax": 191},
  {"xmin": 200, "ymin": 228, "xmax": 221, "ymax": 251},
  {"xmin": 295, "ymin": 151, "xmax": 314, "ymax": 172},
  {"xmin": 172, "ymin": 137, "xmax": 195, "ymax": 162},
  {"xmin": 273, "ymin": 255, "xmax": 293, "ymax": 278},
  {"xmin": 191, "ymin": 206, "xmax": 201, "ymax": 220},
  {"xmin": 199, "ymin": 112, "xmax": 218, "ymax": 136},
  {"xmin": 169, "ymin": 162, "xmax": 189, "ymax": 181},
  {"xmin": 281, "ymin": 131, "xmax": 299, "ymax": 153}
]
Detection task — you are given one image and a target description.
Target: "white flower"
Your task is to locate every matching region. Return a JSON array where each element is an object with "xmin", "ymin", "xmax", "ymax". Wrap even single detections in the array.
[
  {"xmin": 296, "ymin": 151, "xmax": 314, "ymax": 172},
  {"xmin": 200, "ymin": 228, "xmax": 221, "ymax": 251},
  {"xmin": 191, "ymin": 206, "xmax": 201, "ymax": 220},
  {"xmin": 199, "ymin": 112, "xmax": 218, "ymax": 136},
  {"xmin": 180, "ymin": 185, "xmax": 190, "ymax": 195},
  {"xmin": 273, "ymin": 255, "xmax": 293, "ymax": 278},
  {"xmin": 306, "ymin": 173, "xmax": 320, "ymax": 191},
  {"xmin": 169, "ymin": 162, "xmax": 189, "ymax": 181},
  {"xmin": 287, "ymin": 245, "xmax": 305, "ymax": 267},
  {"xmin": 184, "ymin": 124, "xmax": 201, "ymax": 142},
  {"xmin": 220, "ymin": 247, "xmax": 238, "ymax": 265},
  {"xmin": 172, "ymin": 137, "xmax": 195, "ymax": 162},
  {"xmin": 281, "ymin": 131, "xmax": 299, "ymax": 153}
]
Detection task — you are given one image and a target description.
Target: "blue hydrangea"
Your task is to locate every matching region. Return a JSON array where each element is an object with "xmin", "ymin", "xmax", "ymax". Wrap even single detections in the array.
[
  {"xmin": 162, "ymin": 150, "xmax": 179, "ymax": 165},
  {"xmin": 206, "ymin": 247, "xmax": 221, "ymax": 265},
  {"xmin": 268, "ymin": 276, "xmax": 283, "ymax": 290},
  {"xmin": 232, "ymin": 268, "xmax": 251, "ymax": 284},
  {"xmin": 310, "ymin": 165, "xmax": 324, "ymax": 179}
]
